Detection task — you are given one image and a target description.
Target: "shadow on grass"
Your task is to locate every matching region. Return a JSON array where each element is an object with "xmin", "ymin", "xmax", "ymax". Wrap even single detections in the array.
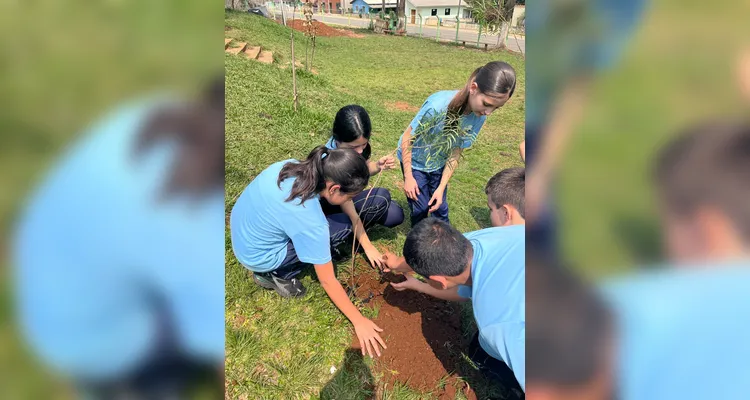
[
  {"xmin": 612, "ymin": 213, "xmax": 663, "ymax": 268},
  {"xmin": 320, "ymin": 348, "xmax": 375, "ymax": 400},
  {"xmin": 471, "ymin": 207, "xmax": 491, "ymax": 229}
]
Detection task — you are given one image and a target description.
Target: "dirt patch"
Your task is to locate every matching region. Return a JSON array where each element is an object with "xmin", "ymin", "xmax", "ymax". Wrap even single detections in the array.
[
  {"xmin": 386, "ymin": 101, "xmax": 419, "ymax": 113},
  {"xmin": 346, "ymin": 270, "xmax": 478, "ymax": 399},
  {"xmin": 286, "ymin": 19, "xmax": 365, "ymax": 38}
]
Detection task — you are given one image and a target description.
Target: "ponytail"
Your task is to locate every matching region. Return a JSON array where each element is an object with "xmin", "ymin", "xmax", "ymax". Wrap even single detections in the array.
[
  {"xmin": 277, "ymin": 146, "xmax": 370, "ymax": 204},
  {"xmin": 447, "ymin": 67, "xmax": 482, "ymax": 115},
  {"xmin": 134, "ymin": 75, "xmax": 224, "ymax": 198}
]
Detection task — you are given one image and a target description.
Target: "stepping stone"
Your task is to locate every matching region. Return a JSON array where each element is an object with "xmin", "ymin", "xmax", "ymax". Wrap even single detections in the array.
[
  {"xmin": 224, "ymin": 38, "xmax": 232, "ymax": 49},
  {"xmin": 226, "ymin": 42, "xmax": 247, "ymax": 55},
  {"xmin": 257, "ymin": 51, "xmax": 273, "ymax": 64},
  {"xmin": 244, "ymin": 46, "xmax": 261, "ymax": 59}
]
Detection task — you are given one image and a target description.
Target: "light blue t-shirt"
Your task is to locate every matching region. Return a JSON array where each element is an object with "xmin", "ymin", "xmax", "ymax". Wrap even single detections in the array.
[
  {"xmin": 12, "ymin": 99, "xmax": 225, "ymax": 382},
  {"xmin": 601, "ymin": 261, "xmax": 750, "ymax": 400},
  {"xmin": 457, "ymin": 225, "xmax": 526, "ymax": 390},
  {"xmin": 325, "ymin": 136, "xmax": 338, "ymax": 149},
  {"xmin": 230, "ymin": 160, "xmax": 331, "ymax": 272},
  {"xmin": 396, "ymin": 90, "xmax": 486, "ymax": 172}
]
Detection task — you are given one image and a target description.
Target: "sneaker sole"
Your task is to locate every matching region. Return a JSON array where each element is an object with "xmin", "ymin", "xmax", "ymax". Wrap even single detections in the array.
[
  {"xmin": 253, "ymin": 274, "xmax": 278, "ymax": 290},
  {"xmin": 253, "ymin": 274, "xmax": 307, "ymax": 298}
]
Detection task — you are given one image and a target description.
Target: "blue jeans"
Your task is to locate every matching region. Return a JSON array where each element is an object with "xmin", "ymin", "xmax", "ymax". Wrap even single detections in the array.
[
  {"xmin": 271, "ymin": 188, "xmax": 402, "ymax": 280},
  {"xmin": 468, "ymin": 332, "xmax": 523, "ymax": 398},
  {"xmin": 401, "ymin": 164, "xmax": 449, "ymax": 227}
]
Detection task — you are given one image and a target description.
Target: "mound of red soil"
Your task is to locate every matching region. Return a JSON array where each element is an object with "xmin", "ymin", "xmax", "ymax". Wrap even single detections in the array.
[
  {"xmin": 287, "ymin": 19, "xmax": 364, "ymax": 37},
  {"xmin": 347, "ymin": 270, "xmax": 478, "ymax": 399}
]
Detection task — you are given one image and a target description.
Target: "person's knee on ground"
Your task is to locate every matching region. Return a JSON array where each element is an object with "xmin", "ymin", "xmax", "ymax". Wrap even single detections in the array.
[
  {"xmin": 382, "ymin": 199, "xmax": 405, "ymax": 228},
  {"xmin": 362, "ymin": 187, "xmax": 404, "ymax": 228},
  {"xmin": 357, "ymin": 187, "xmax": 391, "ymax": 226}
]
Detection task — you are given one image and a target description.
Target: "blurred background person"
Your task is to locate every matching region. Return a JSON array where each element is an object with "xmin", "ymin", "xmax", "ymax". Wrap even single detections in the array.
[
  {"xmin": 602, "ymin": 121, "xmax": 750, "ymax": 400},
  {"xmin": 528, "ymin": 122, "xmax": 750, "ymax": 400},
  {"xmin": 12, "ymin": 78, "xmax": 225, "ymax": 399},
  {"xmin": 1, "ymin": 2, "xmax": 221, "ymax": 398}
]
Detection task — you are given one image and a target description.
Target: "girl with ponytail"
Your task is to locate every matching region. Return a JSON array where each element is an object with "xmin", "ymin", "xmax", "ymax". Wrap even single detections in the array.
[
  {"xmin": 230, "ymin": 146, "xmax": 388, "ymax": 358},
  {"xmin": 397, "ymin": 61, "xmax": 517, "ymax": 226}
]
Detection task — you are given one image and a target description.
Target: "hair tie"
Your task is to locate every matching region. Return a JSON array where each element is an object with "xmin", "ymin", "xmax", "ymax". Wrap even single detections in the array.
[{"xmin": 321, "ymin": 151, "xmax": 329, "ymax": 160}]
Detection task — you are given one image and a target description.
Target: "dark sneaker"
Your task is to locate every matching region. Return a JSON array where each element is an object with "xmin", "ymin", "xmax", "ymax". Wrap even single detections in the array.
[
  {"xmin": 252, "ymin": 273, "xmax": 306, "ymax": 298},
  {"xmin": 331, "ymin": 246, "xmax": 347, "ymax": 262}
]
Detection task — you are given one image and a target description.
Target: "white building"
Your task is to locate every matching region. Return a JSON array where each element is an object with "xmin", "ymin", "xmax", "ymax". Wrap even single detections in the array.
[{"xmin": 404, "ymin": 0, "xmax": 472, "ymax": 25}]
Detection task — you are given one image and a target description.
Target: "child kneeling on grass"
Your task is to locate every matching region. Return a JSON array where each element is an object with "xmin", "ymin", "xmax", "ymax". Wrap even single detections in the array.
[
  {"xmin": 398, "ymin": 61, "xmax": 517, "ymax": 226},
  {"xmin": 322, "ymin": 104, "xmax": 405, "ymax": 228},
  {"xmin": 390, "ymin": 219, "xmax": 525, "ymax": 392},
  {"xmin": 230, "ymin": 145, "xmax": 387, "ymax": 357},
  {"xmin": 382, "ymin": 167, "xmax": 526, "ymax": 392}
]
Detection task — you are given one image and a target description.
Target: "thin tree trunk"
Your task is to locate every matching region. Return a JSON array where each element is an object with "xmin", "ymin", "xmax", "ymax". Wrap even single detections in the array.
[
  {"xmin": 310, "ymin": 36, "xmax": 316, "ymax": 70},
  {"xmin": 498, "ymin": 21, "xmax": 509, "ymax": 48},
  {"xmin": 291, "ymin": 31, "xmax": 298, "ymax": 112}
]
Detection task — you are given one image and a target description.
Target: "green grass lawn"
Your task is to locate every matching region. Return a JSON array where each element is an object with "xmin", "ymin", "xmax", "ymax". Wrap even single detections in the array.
[
  {"xmin": 224, "ymin": 10, "xmax": 524, "ymax": 399},
  {"xmin": 556, "ymin": 1, "xmax": 750, "ymax": 277}
]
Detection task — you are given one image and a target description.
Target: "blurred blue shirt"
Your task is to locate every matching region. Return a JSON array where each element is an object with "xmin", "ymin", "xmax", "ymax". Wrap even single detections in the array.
[
  {"xmin": 602, "ymin": 261, "xmax": 750, "ymax": 400},
  {"xmin": 396, "ymin": 90, "xmax": 485, "ymax": 172},
  {"xmin": 458, "ymin": 225, "xmax": 526, "ymax": 390},
  {"xmin": 230, "ymin": 160, "xmax": 331, "ymax": 272},
  {"xmin": 12, "ymin": 99, "xmax": 225, "ymax": 381}
]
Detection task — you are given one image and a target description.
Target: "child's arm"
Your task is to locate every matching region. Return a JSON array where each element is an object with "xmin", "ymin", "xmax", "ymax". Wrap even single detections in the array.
[
  {"xmin": 383, "ymin": 251, "xmax": 412, "ymax": 273},
  {"xmin": 519, "ymin": 140, "xmax": 526, "ymax": 162},
  {"xmin": 314, "ymin": 261, "xmax": 387, "ymax": 357},
  {"xmin": 391, "ymin": 274, "xmax": 469, "ymax": 302},
  {"xmin": 367, "ymin": 160, "xmax": 381, "ymax": 175},
  {"xmin": 367, "ymin": 156, "xmax": 396, "ymax": 176},
  {"xmin": 428, "ymin": 147, "xmax": 462, "ymax": 213},
  {"xmin": 341, "ymin": 199, "xmax": 383, "ymax": 269},
  {"xmin": 527, "ymin": 78, "xmax": 591, "ymax": 222},
  {"xmin": 401, "ymin": 125, "xmax": 420, "ymax": 201}
]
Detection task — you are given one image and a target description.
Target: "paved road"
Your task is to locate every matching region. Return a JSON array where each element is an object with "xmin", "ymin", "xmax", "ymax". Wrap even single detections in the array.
[{"xmin": 272, "ymin": 10, "xmax": 525, "ymax": 53}]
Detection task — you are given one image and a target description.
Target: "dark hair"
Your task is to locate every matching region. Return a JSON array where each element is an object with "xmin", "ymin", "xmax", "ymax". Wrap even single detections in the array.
[
  {"xmin": 448, "ymin": 61, "xmax": 517, "ymax": 115},
  {"xmin": 277, "ymin": 145, "xmax": 370, "ymax": 204},
  {"xmin": 486, "ymin": 167, "xmax": 525, "ymax": 218},
  {"xmin": 654, "ymin": 121, "xmax": 750, "ymax": 242},
  {"xmin": 403, "ymin": 218, "xmax": 472, "ymax": 277},
  {"xmin": 526, "ymin": 253, "xmax": 613, "ymax": 386},
  {"xmin": 331, "ymin": 105, "xmax": 372, "ymax": 160},
  {"xmin": 135, "ymin": 75, "xmax": 224, "ymax": 198}
]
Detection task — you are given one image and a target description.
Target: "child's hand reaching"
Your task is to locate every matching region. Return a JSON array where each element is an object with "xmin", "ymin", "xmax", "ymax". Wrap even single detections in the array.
[
  {"xmin": 363, "ymin": 245, "xmax": 384, "ymax": 269},
  {"xmin": 353, "ymin": 317, "xmax": 387, "ymax": 357},
  {"xmin": 390, "ymin": 274, "xmax": 425, "ymax": 292},
  {"xmin": 377, "ymin": 155, "xmax": 396, "ymax": 171},
  {"xmin": 383, "ymin": 251, "xmax": 411, "ymax": 273}
]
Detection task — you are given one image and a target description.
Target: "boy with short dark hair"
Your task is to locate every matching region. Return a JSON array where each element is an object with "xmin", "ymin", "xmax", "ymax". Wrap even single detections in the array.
[
  {"xmin": 382, "ymin": 168, "xmax": 526, "ymax": 391},
  {"xmin": 485, "ymin": 167, "xmax": 525, "ymax": 227},
  {"xmin": 387, "ymin": 219, "xmax": 526, "ymax": 392},
  {"xmin": 528, "ymin": 122, "xmax": 750, "ymax": 400},
  {"xmin": 526, "ymin": 253, "xmax": 615, "ymax": 400}
]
